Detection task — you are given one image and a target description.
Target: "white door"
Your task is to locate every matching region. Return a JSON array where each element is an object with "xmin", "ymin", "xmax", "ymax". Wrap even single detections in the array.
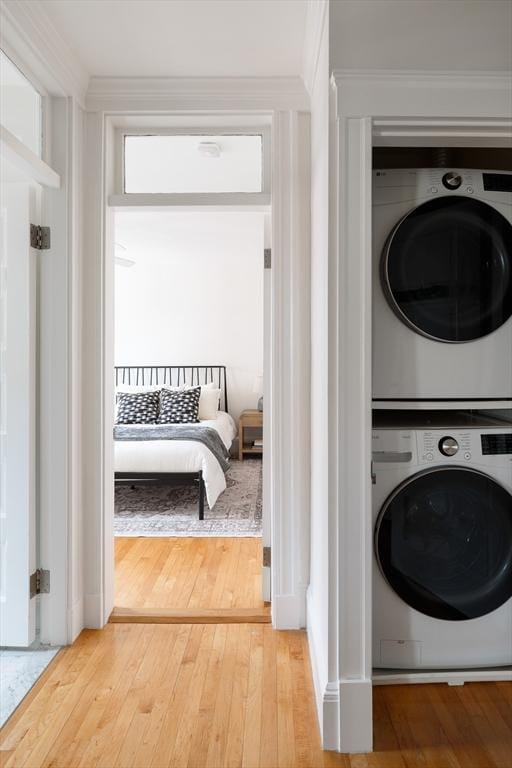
[{"xmin": 0, "ymin": 166, "xmax": 40, "ymax": 646}]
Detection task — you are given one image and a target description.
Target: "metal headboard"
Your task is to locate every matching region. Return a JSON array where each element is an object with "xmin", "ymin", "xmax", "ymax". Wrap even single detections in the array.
[{"xmin": 114, "ymin": 365, "xmax": 228, "ymax": 413}]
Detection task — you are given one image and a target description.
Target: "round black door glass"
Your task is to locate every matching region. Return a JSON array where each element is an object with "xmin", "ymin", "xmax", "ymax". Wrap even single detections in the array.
[
  {"xmin": 382, "ymin": 197, "xmax": 512, "ymax": 342},
  {"xmin": 375, "ymin": 468, "xmax": 512, "ymax": 621}
]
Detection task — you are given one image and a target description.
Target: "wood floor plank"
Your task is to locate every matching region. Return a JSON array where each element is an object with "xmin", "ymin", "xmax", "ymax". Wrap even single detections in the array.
[
  {"xmin": 126, "ymin": 625, "xmax": 192, "ymax": 768},
  {"xmin": 115, "ymin": 537, "xmax": 265, "ymax": 614},
  {"xmin": 1, "ymin": 625, "xmax": 511, "ymax": 768},
  {"xmin": 241, "ymin": 626, "xmax": 264, "ymax": 768},
  {"xmin": 224, "ymin": 623, "xmax": 252, "ymax": 768},
  {"xmin": 185, "ymin": 623, "xmax": 229, "ymax": 768}
]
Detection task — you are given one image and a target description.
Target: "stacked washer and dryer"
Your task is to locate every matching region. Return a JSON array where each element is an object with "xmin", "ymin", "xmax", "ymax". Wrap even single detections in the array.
[{"xmin": 371, "ymin": 167, "xmax": 512, "ymax": 679}]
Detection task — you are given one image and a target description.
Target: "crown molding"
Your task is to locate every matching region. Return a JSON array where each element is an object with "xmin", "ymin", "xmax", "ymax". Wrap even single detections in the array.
[
  {"xmin": 86, "ymin": 76, "xmax": 309, "ymax": 113},
  {"xmin": 301, "ymin": 0, "xmax": 328, "ymax": 95},
  {"xmin": 331, "ymin": 69, "xmax": 512, "ymax": 120},
  {"xmin": 0, "ymin": 0, "xmax": 89, "ymax": 106}
]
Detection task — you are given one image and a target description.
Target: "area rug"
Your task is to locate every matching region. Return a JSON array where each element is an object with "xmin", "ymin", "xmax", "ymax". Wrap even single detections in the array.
[{"xmin": 114, "ymin": 457, "xmax": 262, "ymax": 537}]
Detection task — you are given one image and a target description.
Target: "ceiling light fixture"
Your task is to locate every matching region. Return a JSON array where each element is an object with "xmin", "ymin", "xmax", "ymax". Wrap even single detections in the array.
[{"xmin": 198, "ymin": 141, "xmax": 221, "ymax": 158}]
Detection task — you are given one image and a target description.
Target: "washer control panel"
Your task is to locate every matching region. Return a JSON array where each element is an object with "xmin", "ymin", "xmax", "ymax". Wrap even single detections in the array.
[
  {"xmin": 372, "ymin": 427, "xmax": 512, "ymax": 469},
  {"xmin": 421, "ymin": 430, "xmax": 473, "ymax": 462}
]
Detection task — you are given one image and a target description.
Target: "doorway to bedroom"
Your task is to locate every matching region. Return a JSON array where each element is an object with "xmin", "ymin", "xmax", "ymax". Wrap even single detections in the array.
[{"xmin": 111, "ymin": 133, "xmax": 269, "ymax": 620}]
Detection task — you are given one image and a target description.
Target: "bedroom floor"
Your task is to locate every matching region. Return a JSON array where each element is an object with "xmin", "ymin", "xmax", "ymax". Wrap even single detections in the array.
[{"xmin": 114, "ymin": 537, "xmax": 268, "ymax": 618}]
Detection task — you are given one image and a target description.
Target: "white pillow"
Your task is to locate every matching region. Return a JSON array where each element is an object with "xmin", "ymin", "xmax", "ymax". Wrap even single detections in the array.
[
  {"xmin": 198, "ymin": 387, "xmax": 221, "ymax": 420},
  {"xmin": 182, "ymin": 381, "xmax": 221, "ymax": 419}
]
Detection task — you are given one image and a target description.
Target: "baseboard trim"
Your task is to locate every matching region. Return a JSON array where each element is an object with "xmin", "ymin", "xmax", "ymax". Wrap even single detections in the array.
[
  {"xmin": 84, "ymin": 593, "xmax": 104, "ymax": 629},
  {"xmin": 272, "ymin": 587, "xmax": 306, "ymax": 629},
  {"xmin": 339, "ymin": 678, "xmax": 373, "ymax": 753},
  {"xmin": 110, "ymin": 606, "xmax": 271, "ymax": 624},
  {"xmin": 306, "ymin": 591, "xmax": 340, "ymax": 751},
  {"xmin": 68, "ymin": 598, "xmax": 84, "ymax": 642}
]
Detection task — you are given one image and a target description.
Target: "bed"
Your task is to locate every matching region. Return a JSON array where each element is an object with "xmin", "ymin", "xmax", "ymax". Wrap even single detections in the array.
[{"xmin": 114, "ymin": 365, "xmax": 236, "ymax": 519}]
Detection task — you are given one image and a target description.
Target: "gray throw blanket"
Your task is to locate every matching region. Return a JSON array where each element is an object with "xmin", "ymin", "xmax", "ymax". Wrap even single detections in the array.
[{"xmin": 113, "ymin": 424, "xmax": 230, "ymax": 472}]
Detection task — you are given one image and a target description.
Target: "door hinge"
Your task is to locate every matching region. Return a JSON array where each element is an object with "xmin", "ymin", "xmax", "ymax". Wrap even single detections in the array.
[
  {"xmin": 263, "ymin": 546, "xmax": 271, "ymax": 568},
  {"xmin": 30, "ymin": 224, "xmax": 51, "ymax": 250},
  {"xmin": 30, "ymin": 569, "xmax": 50, "ymax": 598},
  {"xmin": 264, "ymin": 248, "xmax": 271, "ymax": 269}
]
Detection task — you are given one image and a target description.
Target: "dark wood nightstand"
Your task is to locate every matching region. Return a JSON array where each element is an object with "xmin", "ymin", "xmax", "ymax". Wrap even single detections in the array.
[{"xmin": 238, "ymin": 409, "xmax": 263, "ymax": 460}]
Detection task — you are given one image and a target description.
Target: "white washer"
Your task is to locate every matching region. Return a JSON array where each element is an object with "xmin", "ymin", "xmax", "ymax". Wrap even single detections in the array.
[
  {"xmin": 372, "ymin": 412, "xmax": 512, "ymax": 669},
  {"xmin": 373, "ymin": 169, "xmax": 512, "ymax": 400}
]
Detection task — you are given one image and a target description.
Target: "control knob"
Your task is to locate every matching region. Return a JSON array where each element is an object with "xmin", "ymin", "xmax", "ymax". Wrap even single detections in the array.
[
  {"xmin": 442, "ymin": 172, "xmax": 462, "ymax": 190},
  {"xmin": 439, "ymin": 436, "xmax": 459, "ymax": 456}
]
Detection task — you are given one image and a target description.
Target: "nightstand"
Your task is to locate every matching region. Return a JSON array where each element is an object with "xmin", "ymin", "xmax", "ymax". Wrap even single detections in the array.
[{"xmin": 238, "ymin": 409, "xmax": 263, "ymax": 460}]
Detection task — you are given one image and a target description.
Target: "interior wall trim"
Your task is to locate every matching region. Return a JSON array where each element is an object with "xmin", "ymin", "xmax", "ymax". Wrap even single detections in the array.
[
  {"xmin": 328, "ymin": 68, "xmax": 512, "ymax": 754},
  {"xmin": 82, "ymin": 107, "xmax": 312, "ymax": 634},
  {"xmin": 86, "ymin": 76, "xmax": 309, "ymax": 112},
  {"xmin": 0, "ymin": 0, "xmax": 89, "ymax": 105}
]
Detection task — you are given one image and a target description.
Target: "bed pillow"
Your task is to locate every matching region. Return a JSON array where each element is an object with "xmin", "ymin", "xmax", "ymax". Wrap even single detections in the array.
[
  {"xmin": 198, "ymin": 387, "xmax": 222, "ymax": 420},
  {"xmin": 158, "ymin": 386, "xmax": 201, "ymax": 424},
  {"xmin": 115, "ymin": 391, "xmax": 159, "ymax": 424},
  {"xmin": 182, "ymin": 381, "xmax": 221, "ymax": 420}
]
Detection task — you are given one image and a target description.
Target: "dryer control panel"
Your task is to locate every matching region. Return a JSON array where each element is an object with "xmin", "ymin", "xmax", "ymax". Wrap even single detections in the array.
[{"xmin": 373, "ymin": 168, "xmax": 512, "ymax": 207}]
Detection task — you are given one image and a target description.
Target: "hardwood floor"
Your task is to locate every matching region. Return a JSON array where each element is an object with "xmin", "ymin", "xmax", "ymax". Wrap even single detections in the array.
[
  {"xmin": 1, "ymin": 623, "xmax": 511, "ymax": 767},
  {"xmin": 114, "ymin": 537, "xmax": 269, "ymax": 621}
]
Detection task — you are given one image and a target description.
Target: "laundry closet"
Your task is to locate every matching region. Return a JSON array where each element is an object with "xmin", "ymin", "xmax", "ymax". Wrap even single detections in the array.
[{"xmin": 370, "ymin": 147, "xmax": 512, "ymax": 684}]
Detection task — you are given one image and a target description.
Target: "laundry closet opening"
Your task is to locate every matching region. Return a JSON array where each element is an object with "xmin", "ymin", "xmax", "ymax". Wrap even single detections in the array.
[
  {"xmin": 371, "ymin": 143, "xmax": 512, "ymax": 685},
  {"xmin": 110, "ymin": 128, "xmax": 272, "ymax": 622}
]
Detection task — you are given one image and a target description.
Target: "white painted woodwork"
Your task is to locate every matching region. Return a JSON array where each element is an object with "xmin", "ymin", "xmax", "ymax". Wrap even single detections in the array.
[
  {"xmin": 108, "ymin": 193, "xmax": 271, "ymax": 209},
  {"xmin": 262, "ymin": 231, "xmax": 271, "ymax": 602},
  {"xmin": 0, "ymin": 0, "xmax": 88, "ymax": 106},
  {"xmin": 0, "ymin": 177, "xmax": 38, "ymax": 647},
  {"xmin": 85, "ymin": 77, "xmax": 308, "ymax": 113},
  {"xmin": 0, "ymin": 125, "xmax": 60, "ymax": 188},
  {"xmin": 270, "ymin": 110, "xmax": 311, "ymax": 628},
  {"xmin": 82, "ymin": 106, "xmax": 312, "ymax": 632},
  {"xmin": 38, "ymin": 97, "xmax": 83, "ymax": 647},
  {"xmin": 325, "ymin": 68, "xmax": 512, "ymax": 753}
]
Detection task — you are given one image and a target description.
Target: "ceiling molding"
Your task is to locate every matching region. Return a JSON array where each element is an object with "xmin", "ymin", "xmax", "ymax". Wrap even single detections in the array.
[
  {"xmin": 331, "ymin": 69, "xmax": 512, "ymax": 120},
  {"xmin": 0, "ymin": 0, "xmax": 89, "ymax": 105},
  {"xmin": 86, "ymin": 76, "xmax": 309, "ymax": 113},
  {"xmin": 301, "ymin": 0, "xmax": 328, "ymax": 96}
]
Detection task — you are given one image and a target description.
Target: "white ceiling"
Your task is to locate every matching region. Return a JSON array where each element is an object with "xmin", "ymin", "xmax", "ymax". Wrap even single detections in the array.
[{"xmin": 40, "ymin": 0, "xmax": 309, "ymax": 79}]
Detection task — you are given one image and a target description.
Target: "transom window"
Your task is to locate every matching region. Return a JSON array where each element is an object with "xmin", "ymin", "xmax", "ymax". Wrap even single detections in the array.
[{"xmin": 123, "ymin": 133, "xmax": 263, "ymax": 193}]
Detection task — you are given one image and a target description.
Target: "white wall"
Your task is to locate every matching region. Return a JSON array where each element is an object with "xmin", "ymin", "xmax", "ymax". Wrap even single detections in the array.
[
  {"xmin": 114, "ymin": 210, "xmax": 264, "ymax": 421},
  {"xmin": 330, "ymin": 0, "xmax": 512, "ymax": 71},
  {"xmin": 306, "ymin": 0, "xmax": 331, "ymax": 744}
]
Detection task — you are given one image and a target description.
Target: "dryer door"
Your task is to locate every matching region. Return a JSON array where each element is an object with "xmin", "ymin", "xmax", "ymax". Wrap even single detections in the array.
[
  {"xmin": 375, "ymin": 467, "xmax": 512, "ymax": 620},
  {"xmin": 381, "ymin": 196, "xmax": 512, "ymax": 342}
]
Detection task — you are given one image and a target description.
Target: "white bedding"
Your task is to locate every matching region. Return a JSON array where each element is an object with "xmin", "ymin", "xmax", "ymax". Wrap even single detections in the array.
[{"xmin": 114, "ymin": 411, "xmax": 237, "ymax": 509}]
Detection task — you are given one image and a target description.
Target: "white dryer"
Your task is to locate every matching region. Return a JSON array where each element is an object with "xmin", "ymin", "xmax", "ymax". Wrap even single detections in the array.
[
  {"xmin": 373, "ymin": 169, "xmax": 512, "ymax": 400},
  {"xmin": 372, "ymin": 412, "xmax": 512, "ymax": 670}
]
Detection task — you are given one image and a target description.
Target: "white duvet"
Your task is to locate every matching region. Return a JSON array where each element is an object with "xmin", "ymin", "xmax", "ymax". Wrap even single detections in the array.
[{"xmin": 114, "ymin": 411, "xmax": 237, "ymax": 508}]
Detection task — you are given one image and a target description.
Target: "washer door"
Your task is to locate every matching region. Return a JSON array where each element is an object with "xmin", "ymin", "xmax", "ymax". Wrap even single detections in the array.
[
  {"xmin": 381, "ymin": 196, "xmax": 512, "ymax": 342},
  {"xmin": 375, "ymin": 468, "xmax": 512, "ymax": 620}
]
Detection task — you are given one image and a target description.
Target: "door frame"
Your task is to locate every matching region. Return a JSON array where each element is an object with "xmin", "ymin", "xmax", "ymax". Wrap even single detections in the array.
[
  {"xmin": 82, "ymin": 103, "xmax": 311, "ymax": 630},
  {"xmin": 323, "ymin": 70, "xmax": 512, "ymax": 753}
]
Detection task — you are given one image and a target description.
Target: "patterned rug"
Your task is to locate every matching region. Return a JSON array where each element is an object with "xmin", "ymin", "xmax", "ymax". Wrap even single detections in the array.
[{"xmin": 114, "ymin": 458, "xmax": 262, "ymax": 537}]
